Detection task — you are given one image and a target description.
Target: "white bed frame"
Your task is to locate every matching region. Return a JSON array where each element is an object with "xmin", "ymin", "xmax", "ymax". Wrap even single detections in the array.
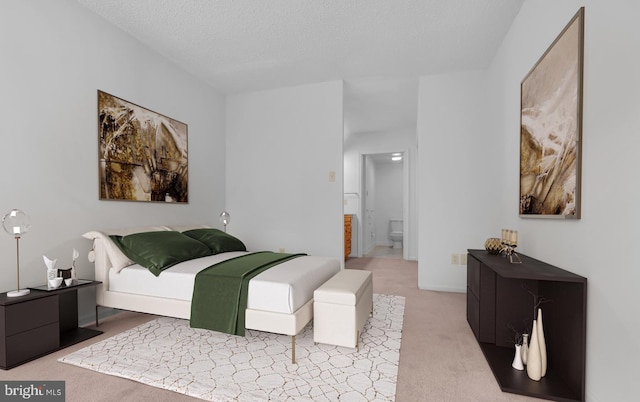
[{"xmin": 87, "ymin": 227, "xmax": 323, "ymax": 363}]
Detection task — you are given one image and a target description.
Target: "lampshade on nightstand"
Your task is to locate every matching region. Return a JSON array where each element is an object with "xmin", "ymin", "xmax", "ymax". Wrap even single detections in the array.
[
  {"xmin": 219, "ymin": 211, "xmax": 230, "ymax": 232},
  {"xmin": 2, "ymin": 209, "xmax": 31, "ymax": 297}
]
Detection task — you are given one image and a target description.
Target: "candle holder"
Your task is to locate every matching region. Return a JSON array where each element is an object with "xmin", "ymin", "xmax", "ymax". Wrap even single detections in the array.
[{"xmin": 499, "ymin": 240, "xmax": 522, "ymax": 264}]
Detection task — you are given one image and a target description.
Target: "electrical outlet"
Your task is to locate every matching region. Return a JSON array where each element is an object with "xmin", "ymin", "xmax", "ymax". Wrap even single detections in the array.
[
  {"xmin": 451, "ymin": 254, "xmax": 459, "ymax": 264},
  {"xmin": 460, "ymin": 253, "xmax": 467, "ymax": 265}
]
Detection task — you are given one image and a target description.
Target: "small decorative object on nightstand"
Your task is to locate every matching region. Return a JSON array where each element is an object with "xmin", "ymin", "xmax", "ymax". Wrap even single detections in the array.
[
  {"xmin": 45, "ymin": 248, "xmax": 81, "ymax": 286},
  {"xmin": 2, "ymin": 209, "xmax": 31, "ymax": 297},
  {"xmin": 44, "ymin": 255, "xmax": 58, "ymax": 284},
  {"xmin": 219, "ymin": 211, "xmax": 231, "ymax": 232},
  {"xmin": 48, "ymin": 277, "xmax": 63, "ymax": 289}
]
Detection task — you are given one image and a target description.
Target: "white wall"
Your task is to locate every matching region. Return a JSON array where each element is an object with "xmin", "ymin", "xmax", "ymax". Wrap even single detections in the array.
[
  {"xmin": 0, "ymin": 0, "xmax": 226, "ymax": 322},
  {"xmin": 344, "ymin": 129, "xmax": 418, "ymax": 259},
  {"xmin": 419, "ymin": 0, "xmax": 639, "ymax": 400},
  {"xmin": 417, "ymin": 70, "xmax": 498, "ymax": 291},
  {"xmin": 489, "ymin": 1, "xmax": 638, "ymax": 400},
  {"xmin": 225, "ymin": 81, "xmax": 344, "ymax": 261}
]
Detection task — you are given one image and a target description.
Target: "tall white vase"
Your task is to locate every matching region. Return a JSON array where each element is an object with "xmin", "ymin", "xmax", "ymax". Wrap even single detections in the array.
[
  {"xmin": 538, "ymin": 308, "xmax": 547, "ymax": 377},
  {"xmin": 521, "ymin": 333, "xmax": 529, "ymax": 365},
  {"xmin": 512, "ymin": 344, "xmax": 524, "ymax": 370},
  {"xmin": 527, "ymin": 319, "xmax": 542, "ymax": 381}
]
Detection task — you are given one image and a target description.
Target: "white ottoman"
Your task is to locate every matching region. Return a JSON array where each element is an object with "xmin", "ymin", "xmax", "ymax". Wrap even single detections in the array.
[{"xmin": 313, "ymin": 269, "xmax": 373, "ymax": 350}]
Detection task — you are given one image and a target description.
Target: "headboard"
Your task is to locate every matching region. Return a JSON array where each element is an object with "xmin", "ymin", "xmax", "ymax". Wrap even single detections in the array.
[
  {"xmin": 83, "ymin": 226, "xmax": 170, "ymax": 295},
  {"xmin": 83, "ymin": 224, "xmax": 210, "ymax": 318}
]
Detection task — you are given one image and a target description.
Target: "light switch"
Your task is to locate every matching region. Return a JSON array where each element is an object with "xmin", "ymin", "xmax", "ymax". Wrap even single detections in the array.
[{"xmin": 329, "ymin": 171, "xmax": 336, "ymax": 182}]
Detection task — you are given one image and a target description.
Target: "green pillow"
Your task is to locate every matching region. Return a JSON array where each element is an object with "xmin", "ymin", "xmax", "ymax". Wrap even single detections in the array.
[
  {"xmin": 110, "ymin": 231, "xmax": 212, "ymax": 276},
  {"xmin": 182, "ymin": 228, "xmax": 247, "ymax": 254}
]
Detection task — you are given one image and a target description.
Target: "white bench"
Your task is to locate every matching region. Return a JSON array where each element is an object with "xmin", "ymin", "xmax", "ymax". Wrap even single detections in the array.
[{"xmin": 313, "ymin": 269, "xmax": 373, "ymax": 350}]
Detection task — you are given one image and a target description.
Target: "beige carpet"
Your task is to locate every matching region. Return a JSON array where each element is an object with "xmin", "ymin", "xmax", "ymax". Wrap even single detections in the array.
[
  {"xmin": 58, "ymin": 294, "xmax": 404, "ymax": 401},
  {"xmin": 346, "ymin": 257, "xmax": 539, "ymax": 402},
  {"xmin": 3, "ymin": 256, "xmax": 541, "ymax": 401}
]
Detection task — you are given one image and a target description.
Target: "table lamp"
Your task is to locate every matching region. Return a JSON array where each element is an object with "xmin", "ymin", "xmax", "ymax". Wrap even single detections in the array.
[
  {"xmin": 2, "ymin": 209, "xmax": 31, "ymax": 297},
  {"xmin": 219, "ymin": 211, "xmax": 230, "ymax": 232}
]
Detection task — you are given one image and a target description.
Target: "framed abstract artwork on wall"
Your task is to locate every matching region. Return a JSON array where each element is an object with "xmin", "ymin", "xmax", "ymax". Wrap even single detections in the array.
[
  {"xmin": 519, "ymin": 7, "xmax": 584, "ymax": 219},
  {"xmin": 97, "ymin": 90, "xmax": 188, "ymax": 203}
]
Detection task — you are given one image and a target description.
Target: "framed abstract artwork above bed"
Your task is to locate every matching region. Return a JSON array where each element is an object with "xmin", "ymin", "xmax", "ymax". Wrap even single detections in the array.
[
  {"xmin": 519, "ymin": 7, "xmax": 584, "ymax": 219},
  {"xmin": 97, "ymin": 90, "xmax": 188, "ymax": 203}
]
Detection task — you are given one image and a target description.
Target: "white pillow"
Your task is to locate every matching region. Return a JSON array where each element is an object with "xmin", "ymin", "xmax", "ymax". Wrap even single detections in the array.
[
  {"xmin": 83, "ymin": 226, "xmax": 170, "ymax": 273},
  {"xmin": 83, "ymin": 231, "xmax": 133, "ymax": 272}
]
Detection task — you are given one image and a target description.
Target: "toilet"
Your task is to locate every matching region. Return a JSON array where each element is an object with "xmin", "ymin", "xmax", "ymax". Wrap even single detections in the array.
[{"xmin": 389, "ymin": 219, "xmax": 403, "ymax": 249}]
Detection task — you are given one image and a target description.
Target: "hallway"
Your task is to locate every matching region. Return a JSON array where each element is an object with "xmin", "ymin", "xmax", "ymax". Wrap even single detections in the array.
[{"xmin": 363, "ymin": 245, "xmax": 404, "ymax": 259}]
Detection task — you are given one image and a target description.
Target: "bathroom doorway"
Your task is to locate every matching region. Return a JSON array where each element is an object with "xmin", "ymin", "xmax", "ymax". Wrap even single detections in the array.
[{"xmin": 359, "ymin": 151, "xmax": 409, "ymax": 260}]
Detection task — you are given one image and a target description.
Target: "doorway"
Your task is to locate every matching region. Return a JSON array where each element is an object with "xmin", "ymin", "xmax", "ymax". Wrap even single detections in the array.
[{"xmin": 358, "ymin": 151, "xmax": 408, "ymax": 260}]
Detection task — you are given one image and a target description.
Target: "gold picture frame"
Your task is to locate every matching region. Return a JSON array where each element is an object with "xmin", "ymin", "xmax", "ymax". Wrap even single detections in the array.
[
  {"xmin": 519, "ymin": 8, "xmax": 584, "ymax": 218},
  {"xmin": 97, "ymin": 90, "xmax": 188, "ymax": 203}
]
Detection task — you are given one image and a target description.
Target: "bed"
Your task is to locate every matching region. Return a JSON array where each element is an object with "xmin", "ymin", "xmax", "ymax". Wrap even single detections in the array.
[{"xmin": 83, "ymin": 225, "xmax": 341, "ymax": 363}]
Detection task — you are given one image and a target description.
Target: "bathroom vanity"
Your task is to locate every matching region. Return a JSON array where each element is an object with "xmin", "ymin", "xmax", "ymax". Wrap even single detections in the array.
[{"xmin": 344, "ymin": 214, "xmax": 352, "ymax": 260}]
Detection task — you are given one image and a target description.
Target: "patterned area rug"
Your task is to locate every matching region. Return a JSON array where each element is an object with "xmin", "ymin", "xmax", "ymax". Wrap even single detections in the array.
[{"xmin": 60, "ymin": 294, "xmax": 405, "ymax": 401}]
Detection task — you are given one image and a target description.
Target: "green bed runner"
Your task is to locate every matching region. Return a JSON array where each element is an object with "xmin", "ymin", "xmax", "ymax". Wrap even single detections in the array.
[{"xmin": 190, "ymin": 251, "xmax": 305, "ymax": 336}]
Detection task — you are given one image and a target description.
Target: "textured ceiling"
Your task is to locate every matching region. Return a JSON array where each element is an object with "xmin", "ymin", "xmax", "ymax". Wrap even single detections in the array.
[{"xmin": 75, "ymin": 0, "xmax": 523, "ymax": 135}]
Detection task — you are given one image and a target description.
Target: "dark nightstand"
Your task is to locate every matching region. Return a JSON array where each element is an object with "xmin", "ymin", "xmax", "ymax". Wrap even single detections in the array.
[{"xmin": 0, "ymin": 279, "xmax": 102, "ymax": 369}]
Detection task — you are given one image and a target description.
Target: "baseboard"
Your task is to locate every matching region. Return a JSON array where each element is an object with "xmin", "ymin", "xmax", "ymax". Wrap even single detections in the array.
[
  {"xmin": 418, "ymin": 285, "xmax": 466, "ymax": 293},
  {"xmin": 376, "ymin": 241, "xmax": 393, "ymax": 247},
  {"xmin": 79, "ymin": 306, "xmax": 119, "ymax": 327}
]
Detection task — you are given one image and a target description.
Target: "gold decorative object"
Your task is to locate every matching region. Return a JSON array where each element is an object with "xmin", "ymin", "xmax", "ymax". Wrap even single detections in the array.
[{"xmin": 484, "ymin": 238, "xmax": 502, "ymax": 254}]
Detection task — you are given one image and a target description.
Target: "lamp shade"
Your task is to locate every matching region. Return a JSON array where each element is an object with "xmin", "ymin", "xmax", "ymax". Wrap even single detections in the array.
[
  {"xmin": 2, "ymin": 209, "xmax": 31, "ymax": 237},
  {"xmin": 219, "ymin": 211, "xmax": 231, "ymax": 226},
  {"xmin": 3, "ymin": 209, "xmax": 31, "ymax": 297}
]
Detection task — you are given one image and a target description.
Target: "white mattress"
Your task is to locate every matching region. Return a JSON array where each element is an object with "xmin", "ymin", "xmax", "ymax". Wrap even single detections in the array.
[
  {"xmin": 247, "ymin": 255, "xmax": 340, "ymax": 313},
  {"xmin": 108, "ymin": 252, "xmax": 340, "ymax": 314},
  {"xmin": 108, "ymin": 251, "xmax": 249, "ymax": 301}
]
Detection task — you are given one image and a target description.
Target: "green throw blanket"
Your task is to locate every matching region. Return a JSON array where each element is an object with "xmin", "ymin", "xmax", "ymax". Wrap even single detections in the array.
[{"xmin": 190, "ymin": 251, "xmax": 305, "ymax": 336}]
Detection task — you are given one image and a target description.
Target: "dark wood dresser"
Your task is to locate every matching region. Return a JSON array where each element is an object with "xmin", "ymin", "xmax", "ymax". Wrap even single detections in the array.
[{"xmin": 467, "ymin": 249, "xmax": 587, "ymax": 402}]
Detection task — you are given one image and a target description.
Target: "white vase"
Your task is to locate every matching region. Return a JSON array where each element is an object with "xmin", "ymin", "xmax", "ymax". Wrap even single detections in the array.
[
  {"xmin": 512, "ymin": 344, "xmax": 524, "ymax": 370},
  {"xmin": 521, "ymin": 333, "xmax": 529, "ymax": 365},
  {"xmin": 527, "ymin": 319, "xmax": 542, "ymax": 381},
  {"xmin": 538, "ymin": 308, "xmax": 547, "ymax": 377}
]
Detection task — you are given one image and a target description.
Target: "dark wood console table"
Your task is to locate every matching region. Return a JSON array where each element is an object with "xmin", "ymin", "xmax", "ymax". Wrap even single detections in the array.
[
  {"xmin": 0, "ymin": 279, "xmax": 102, "ymax": 369},
  {"xmin": 467, "ymin": 250, "xmax": 586, "ymax": 402}
]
